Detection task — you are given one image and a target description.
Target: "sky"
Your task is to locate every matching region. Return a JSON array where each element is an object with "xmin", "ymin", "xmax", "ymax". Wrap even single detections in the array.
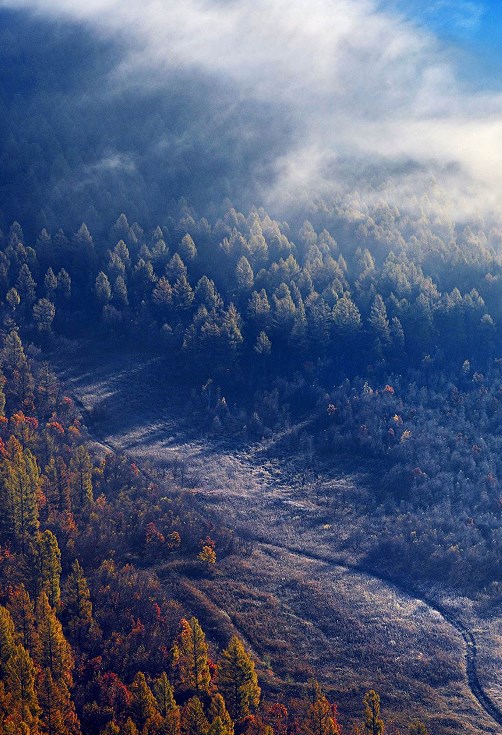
[{"xmin": 2, "ymin": 0, "xmax": 502, "ymax": 221}]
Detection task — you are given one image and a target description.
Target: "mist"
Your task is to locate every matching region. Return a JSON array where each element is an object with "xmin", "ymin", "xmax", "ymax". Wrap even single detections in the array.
[{"xmin": 1, "ymin": 0, "xmax": 502, "ymax": 232}]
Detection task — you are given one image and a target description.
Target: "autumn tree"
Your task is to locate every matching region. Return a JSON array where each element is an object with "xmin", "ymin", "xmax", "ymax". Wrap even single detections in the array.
[
  {"xmin": 175, "ymin": 617, "xmax": 211, "ymax": 696},
  {"xmin": 37, "ymin": 529, "xmax": 62, "ymax": 609},
  {"xmin": 2, "ymin": 436, "xmax": 40, "ymax": 553},
  {"xmin": 181, "ymin": 696, "xmax": 209, "ymax": 735},
  {"xmin": 62, "ymin": 560, "xmax": 99, "ymax": 650},
  {"xmin": 36, "ymin": 591, "xmax": 74, "ymax": 687},
  {"xmin": 209, "ymin": 694, "xmax": 233, "ymax": 735},
  {"xmin": 5, "ymin": 642, "xmax": 41, "ymax": 731},
  {"xmin": 130, "ymin": 671, "xmax": 158, "ymax": 733},
  {"xmin": 409, "ymin": 722, "xmax": 428, "ymax": 735},
  {"xmin": 69, "ymin": 445, "xmax": 93, "ymax": 509},
  {"xmin": 37, "ymin": 668, "xmax": 80, "ymax": 735},
  {"xmin": 363, "ymin": 691, "xmax": 384, "ymax": 735},
  {"xmin": 217, "ymin": 636, "xmax": 260, "ymax": 721},
  {"xmin": 300, "ymin": 682, "xmax": 340, "ymax": 735},
  {"xmin": 153, "ymin": 672, "xmax": 180, "ymax": 735},
  {"xmin": 7, "ymin": 585, "xmax": 39, "ymax": 655}
]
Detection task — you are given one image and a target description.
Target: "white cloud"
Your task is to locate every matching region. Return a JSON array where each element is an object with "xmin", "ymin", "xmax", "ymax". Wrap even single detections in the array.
[{"xmin": 2, "ymin": 0, "xmax": 502, "ymax": 219}]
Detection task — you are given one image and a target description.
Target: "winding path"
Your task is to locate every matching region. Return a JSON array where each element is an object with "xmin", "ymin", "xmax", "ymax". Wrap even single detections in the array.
[{"xmin": 251, "ymin": 538, "xmax": 502, "ymax": 729}]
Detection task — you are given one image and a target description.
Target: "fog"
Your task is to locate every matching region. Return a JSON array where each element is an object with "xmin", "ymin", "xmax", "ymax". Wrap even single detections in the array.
[{"xmin": 1, "ymin": 0, "xmax": 501, "ymax": 229}]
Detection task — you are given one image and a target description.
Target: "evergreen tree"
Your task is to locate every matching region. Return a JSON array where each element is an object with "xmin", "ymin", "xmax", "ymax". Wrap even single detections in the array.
[
  {"xmin": 235, "ymin": 257, "xmax": 254, "ymax": 292},
  {"xmin": 113, "ymin": 276, "xmax": 129, "ymax": 307},
  {"xmin": 209, "ymin": 695, "xmax": 233, "ymax": 735},
  {"xmin": 44, "ymin": 268, "xmax": 58, "ymax": 299},
  {"xmin": 130, "ymin": 672, "xmax": 158, "ymax": 733},
  {"xmin": 369, "ymin": 295, "xmax": 391, "ymax": 348},
  {"xmin": 36, "ymin": 592, "xmax": 74, "ymax": 687},
  {"xmin": 3, "ymin": 437, "xmax": 40, "ymax": 553},
  {"xmin": 179, "ymin": 235, "xmax": 197, "ymax": 263},
  {"xmin": 176, "ymin": 617, "xmax": 211, "ymax": 695},
  {"xmin": 301, "ymin": 685, "xmax": 340, "ymax": 735},
  {"xmin": 172, "ymin": 276, "xmax": 194, "ymax": 313},
  {"xmin": 217, "ymin": 636, "xmax": 260, "ymax": 721},
  {"xmin": 56, "ymin": 270, "xmax": 71, "ymax": 300},
  {"xmin": 44, "ymin": 457, "xmax": 71, "ymax": 515},
  {"xmin": 7, "ymin": 585, "xmax": 39, "ymax": 656},
  {"xmin": 181, "ymin": 696, "xmax": 209, "ymax": 735},
  {"xmin": 95, "ymin": 273, "xmax": 112, "ymax": 306},
  {"xmin": 69, "ymin": 445, "xmax": 93, "ymax": 509},
  {"xmin": 37, "ymin": 668, "xmax": 80, "ymax": 735},
  {"xmin": 33, "ymin": 299, "xmax": 56, "ymax": 334},
  {"xmin": 38, "ymin": 530, "xmax": 62, "ymax": 609},
  {"xmin": 16, "ymin": 264, "xmax": 37, "ymax": 305},
  {"xmin": 62, "ymin": 560, "xmax": 99, "ymax": 650},
  {"xmin": 409, "ymin": 722, "xmax": 428, "ymax": 735},
  {"xmin": 0, "ymin": 606, "xmax": 16, "ymax": 678},
  {"xmin": 5, "ymin": 643, "xmax": 40, "ymax": 731},
  {"xmin": 363, "ymin": 690, "xmax": 384, "ymax": 735}
]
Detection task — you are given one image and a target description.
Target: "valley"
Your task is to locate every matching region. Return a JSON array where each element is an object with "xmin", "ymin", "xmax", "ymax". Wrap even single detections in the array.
[{"xmin": 52, "ymin": 342, "xmax": 502, "ymax": 734}]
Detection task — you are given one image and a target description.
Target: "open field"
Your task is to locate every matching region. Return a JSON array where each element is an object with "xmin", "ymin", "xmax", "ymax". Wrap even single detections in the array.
[{"xmin": 51, "ymin": 341, "xmax": 502, "ymax": 734}]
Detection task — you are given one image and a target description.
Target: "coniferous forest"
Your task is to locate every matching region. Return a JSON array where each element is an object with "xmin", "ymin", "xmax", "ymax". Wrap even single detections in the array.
[{"xmin": 1, "ymin": 3, "xmax": 502, "ymax": 735}]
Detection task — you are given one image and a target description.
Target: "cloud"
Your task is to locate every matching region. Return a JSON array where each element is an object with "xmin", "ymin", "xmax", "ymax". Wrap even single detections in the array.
[{"xmin": 2, "ymin": 0, "xmax": 502, "ymax": 220}]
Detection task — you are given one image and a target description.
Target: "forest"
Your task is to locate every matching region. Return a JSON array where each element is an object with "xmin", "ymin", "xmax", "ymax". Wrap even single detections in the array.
[
  {"xmin": 2, "ymin": 2, "xmax": 502, "ymax": 733},
  {"xmin": 0, "ymin": 328, "xmax": 428, "ymax": 734}
]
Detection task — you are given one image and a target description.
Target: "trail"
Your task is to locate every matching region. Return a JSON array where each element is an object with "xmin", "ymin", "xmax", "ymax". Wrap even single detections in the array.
[{"xmin": 251, "ymin": 538, "xmax": 502, "ymax": 729}]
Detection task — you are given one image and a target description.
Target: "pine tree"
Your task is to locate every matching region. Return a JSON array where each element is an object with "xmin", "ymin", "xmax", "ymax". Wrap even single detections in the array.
[
  {"xmin": 369, "ymin": 295, "xmax": 390, "ymax": 349},
  {"xmin": 36, "ymin": 591, "xmax": 74, "ymax": 687},
  {"xmin": 208, "ymin": 717, "xmax": 229, "ymax": 735},
  {"xmin": 363, "ymin": 690, "xmax": 384, "ymax": 735},
  {"xmin": 37, "ymin": 668, "xmax": 80, "ymax": 735},
  {"xmin": 38, "ymin": 530, "xmax": 62, "ymax": 609},
  {"xmin": 56, "ymin": 270, "xmax": 71, "ymax": 300},
  {"xmin": 95, "ymin": 272, "xmax": 112, "ymax": 306},
  {"xmin": 122, "ymin": 718, "xmax": 139, "ymax": 735},
  {"xmin": 3, "ymin": 437, "xmax": 40, "ymax": 553},
  {"xmin": 44, "ymin": 457, "xmax": 71, "ymax": 515},
  {"xmin": 235, "ymin": 257, "xmax": 254, "ymax": 292},
  {"xmin": 130, "ymin": 671, "xmax": 158, "ymax": 733},
  {"xmin": 33, "ymin": 299, "xmax": 56, "ymax": 334},
  {"xmin": 409, "ymin": 722, "xmax": 428, "ymax": 735},
  {"xmin": 301, "ymin": 691, "xmax": 340, "ymax": 735},
  {"xmin": 16, "ymin": 264, "xmax": 37, "ymax": 304},
  {"xmin": 45, "ymin": 268, "xmax": 58, "ymax": 299},
  {"xmin": 181, "ymin": 696, "xmax": 209, "ymax": 735},
  {"xmin": 153, "ymin": 673, "xmax": 180, "ymax": 735},
  {"xmin": 254, "ymin": 332, "xmax": 271, "ymax": 357},
  {"xmin": 113, "ymin": 276, "xmax": 129, "ymax": 307},
  {"xmin": 0, "ymin": 606, "xmax": 16, "ymax": 678},
  {"xmin": 209, "ymin": 694, "xmax": 233, "ymax": 735},
  {"xmin": 69, "ymin": 445, "xmax": 93, "ymax": 509},
  {"xmin": 247, "ymin": 290, "xmax": 271, "ymax": 330},
  {"xmin": 172, "ymin": 276, "xmax": 194, "ymax": 312},
  {"xmin": 62, "ymin": 560, "xmax": 99, "ymax": 650},
  {"xmin": 166, "ymin": 254, "xmax": 187, "ymax": 282},
  {"xmin": 179, "ymin": 235, "xmax": 197, "ymax": 263},
  {"xmin": 7, "ymin": 585, "xmax": 39, "ymax": 655},
  {"xmin": 5, "ymin": 643, "xmax": 41, "ymax": 731},
  {"xmin": 176, "ymin": 617, "xmax": 211, "ymax": 695},
  {"xmin": 217, "ymin": 636, "xmax": 260, "ymax": 721}
]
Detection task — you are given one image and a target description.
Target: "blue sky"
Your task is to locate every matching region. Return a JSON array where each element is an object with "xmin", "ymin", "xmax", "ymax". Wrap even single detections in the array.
[{"xmin": 392, "ymin": 1, "xmax": 502, "ymax": 88}]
